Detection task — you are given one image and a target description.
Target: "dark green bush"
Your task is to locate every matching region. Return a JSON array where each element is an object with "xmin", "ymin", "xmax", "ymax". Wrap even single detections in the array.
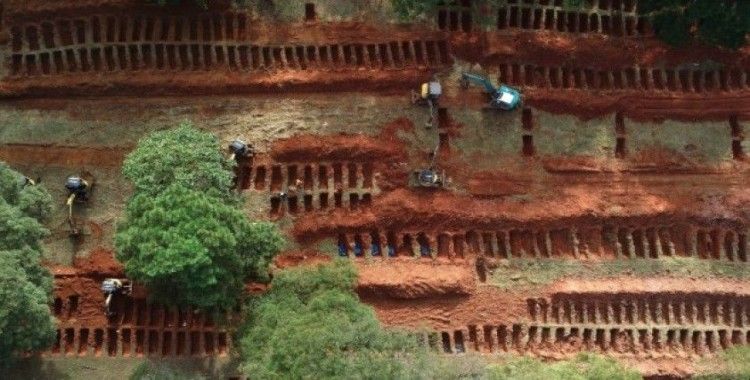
[
  {"xmin": 238, "ymin": 261, "xmax": 431, "ymax": 379},
  {"xmin": 642, "ymin": 0, "xmax": 750, "ymax": 49}
]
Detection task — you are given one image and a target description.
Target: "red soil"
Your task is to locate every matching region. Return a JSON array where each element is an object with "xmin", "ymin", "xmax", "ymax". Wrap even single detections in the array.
[
  {"xmin": 0, "ymin": 70, "xmax": 432, "ymax": 99},
  {"xmin": 72, "ymin": 248, "xmax": 124, "ymax": 277},
  {"xmin": 0, "ymin": 143, "xmax": 128, "ymax": 167},
  {"xmin": 270, "ymin": 125, "xmax": 409, "ymax": 163},
  {"xmin": 523, "ymin": 90, "xmax": 750, "ymax": 122},
  {"xmin": 356, "ymin": 260, "xmax": 476, "ymax": 299},
  {"xmin": 363, "ymin": 282, "xmax": 527, "ymax": 329},
  {"xmin": 262, "ymin": 118, "xmax": 413, "ymax": 191},
  {"xmin": 478, "ymin": 31, "xmax": 750, "ymax": 70},
  {"xmin": 553, "ymin": 277, "xmax": 750, "ymax": 295},
  {"xmin": 293, "ymin": 183, "xmax": 749, "ymax": 242},
  {"xmin": 6, "ymin": 3, "xmax": 748, "ymax": 376}
]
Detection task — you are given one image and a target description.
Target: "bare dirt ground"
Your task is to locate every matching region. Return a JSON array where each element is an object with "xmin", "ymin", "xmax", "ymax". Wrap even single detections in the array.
[{"xmin": 2, "ymin": 2, "xmax": 750, "ymax": 378}]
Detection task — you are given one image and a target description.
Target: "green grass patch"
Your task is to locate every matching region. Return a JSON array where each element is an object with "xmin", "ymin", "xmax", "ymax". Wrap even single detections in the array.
[
  {"xmin": 7, "ymin": 357, "xmax": 238, "ymax": 380},
  {"xmin": 534, "ymin": 112, "xmax": 613, "ymax": 158},
  {"xmin": 486, "ymin": 353, "xmax": 640, "ymax": 380},
  {"xmin": 489, "ymin": 257, "xmax": 750, "ymax": 290},
  {"xmin": 628, "ymin": 120, "xmax": 731, "ymax": 164},
  {"xmin": 695, "ymin": 346, "xmax": 750, "ymax": 379}
]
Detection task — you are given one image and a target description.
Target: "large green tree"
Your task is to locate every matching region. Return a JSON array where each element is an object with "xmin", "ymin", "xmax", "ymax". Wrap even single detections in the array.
[
  {"xmin": 122, "ymin": 123, "xmax": 235, "ymax": 199},
  {"xmin": 0, "ymin": 164, "xmax": 55, "ymax": 366},
  {"xmin": 238, "ymin": 261, "xmax": 434, "ymax": 379},
  {"xmin": 116, "ymin": 184, "xmax": 282, "ymax": 309},
  {"xmin": 117, "ymin": 124, "xmax": 283, "ymax": 309}
]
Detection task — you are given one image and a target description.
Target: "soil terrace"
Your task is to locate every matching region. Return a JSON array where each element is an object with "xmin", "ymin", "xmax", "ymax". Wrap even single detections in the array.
[
  {"xmin": 0, "ymin": 143, "xmax": 128, "ymax": 167},
  {"xmin": 2, "ymin": 1, "xmax": 749, "ymax": 378},
  {"xmin": 3, "ymin": 4, "xmax": 750, "ymax": 123}
]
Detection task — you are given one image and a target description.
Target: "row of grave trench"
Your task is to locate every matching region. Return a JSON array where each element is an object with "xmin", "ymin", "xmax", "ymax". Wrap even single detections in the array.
[{"xmin": 334, "ymin": 225, "xmax": 750, "ymax": 262}]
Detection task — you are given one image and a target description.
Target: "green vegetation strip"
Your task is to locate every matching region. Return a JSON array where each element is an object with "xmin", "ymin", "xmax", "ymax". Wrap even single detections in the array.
[
  {"xmin": 489, "ymin": 257, "xmax": 750, "ymax": 290},
  {"xmin": 0, "ymin": 163, "xmax": 56, "ymax": 368},
  {"xmin": 486, "ymin": 353, "xmax": 640, "ymax": 380},
  {"xmin": 695, "ymin": 346, "xmax": 750, "ymax": 380}
]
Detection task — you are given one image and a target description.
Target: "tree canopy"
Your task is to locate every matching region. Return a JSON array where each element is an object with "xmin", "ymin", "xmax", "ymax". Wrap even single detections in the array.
[
  {"xmin": 116, "ymin": 184, "xmax": 282, "ymax": 309},
  {"xmin": 0, "ymin": 164, "xmax": 55, "ymax": 367},
  {"xmin": 640, "ymin": 0, "xmax": 750, "ymax": 49},
  {"xmin": 238, "ymin": 261, "xmax": 434, "ymax": 380},
  {"xmin": 117, "ymin": 124, "xmax": 283, "ymax": 310},
  {"xmin": 390, "ymin": 0, "xmax": 749, "ymax": 49},
  {"xmin": 391, "ymin": 0, "xmax": 444, "ymax": 21},
  {"xmin": 122, "ymin": 123, "xmax": 235, "ymax": 199},
  {"xmin": 0, "ymin": 164, "xmax": 51, "ymax": 221}
]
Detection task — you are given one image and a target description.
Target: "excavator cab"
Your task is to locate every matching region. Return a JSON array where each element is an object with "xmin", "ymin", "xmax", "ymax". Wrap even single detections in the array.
[
  {"xmin": 460, "ymin": 72, "xmax": 522, "ymax": 111},
  {"xmin": 65, "ymin": 176, "xmax": 89, "ymax": 201},
  {"xmin": 101, "ymin": 278, "xmax": 132, "ymax": 317},
  {"xmin": 411, "ymin": 76, "xmax": 443, "ymax": 127},
  {"xmin": 412, "ymin": 79, "xmax": 442, "ymax": 105},
  {"xmin": 411, "ymin": 168, "xmax": 445, "ymax": 188},
  {"xmin": 491, "ymin": 85, "xmax": 522, "ymax": 111},
  {"xmin": 228, "ymin": 139, "xmax": 254, "ymax": 161}
]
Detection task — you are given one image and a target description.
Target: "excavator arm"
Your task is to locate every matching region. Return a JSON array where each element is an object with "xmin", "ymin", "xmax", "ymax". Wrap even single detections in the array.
[
  {"xmin": 460, "ymin": 72, "xmax": 498, "ymax": 94},
  {"xmin": 66, "ymin": 193, "xmax": 81, "ymax": 235}
]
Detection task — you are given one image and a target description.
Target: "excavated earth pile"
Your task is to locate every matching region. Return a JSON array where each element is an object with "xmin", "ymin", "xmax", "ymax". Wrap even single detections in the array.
[{"xmin": 1, "ymin": 0, "xmax": 750, "ymax": 378}]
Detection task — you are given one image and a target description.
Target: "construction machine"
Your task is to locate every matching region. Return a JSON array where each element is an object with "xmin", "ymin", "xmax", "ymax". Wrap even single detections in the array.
[
  {"xmin": 101, "ymin": 278, "xmax": 132, "ymax": 317},
  {"xmin": 20, "ymin": 175, "xmax": 35, "ymax": 187},
  {"xmin": 228, "ymin": 139, "xmax": 255, "ymax": 190},
  {"xmin": 412, "ymin": 168, "xmax": 445, "ymax": 187},
  {"xmin": 411, "ymin": 76, "xmax": 443, "ymax": 127},
  {"xmin": 460, "ymin": 72, "xmax": 522, "ymax": 111},
  {"xmin": 65, "ymin": 175, "xmax": 91, "ymax": 236},
  {"xmin": 228, "ymin": 139, "xmax": 254, "ymax": 161},
  {"xmin": 410, "ymin": 143, "xmax": 446, "ymax": 188}
]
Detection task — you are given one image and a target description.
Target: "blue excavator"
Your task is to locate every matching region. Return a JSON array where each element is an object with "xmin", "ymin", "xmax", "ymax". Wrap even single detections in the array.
[{"xmin": 460, "ymin": 72, "xmax": 522, "ymax": 111}]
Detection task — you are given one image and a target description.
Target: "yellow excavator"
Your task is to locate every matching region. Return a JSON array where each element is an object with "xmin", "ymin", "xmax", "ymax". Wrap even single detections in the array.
[
  {"xmin": 65, "ymin": 175, "xmax": 93, "ymax": 236},
  {"xmin": 411, "ymin": 76, "xmax": 443, "ymax": 128}
]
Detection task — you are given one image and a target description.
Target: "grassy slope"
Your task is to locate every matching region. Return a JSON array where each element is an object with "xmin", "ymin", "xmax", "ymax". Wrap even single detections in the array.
[{"xmin": 489, "ymin": 257, "xmax": 749, "ymax": 290}]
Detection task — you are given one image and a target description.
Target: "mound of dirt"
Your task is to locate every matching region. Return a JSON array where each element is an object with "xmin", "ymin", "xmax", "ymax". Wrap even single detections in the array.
[
  {"xmin": 355, "ymin": 261, "xmax": 476, "ymax": 299},
  {"xmin": 270, "ymin": 119, "xmax": 412, "ymax": 163},
  {"xmin": 72, "ymin": 248, "xmax": 124, "ymax": 277}
]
